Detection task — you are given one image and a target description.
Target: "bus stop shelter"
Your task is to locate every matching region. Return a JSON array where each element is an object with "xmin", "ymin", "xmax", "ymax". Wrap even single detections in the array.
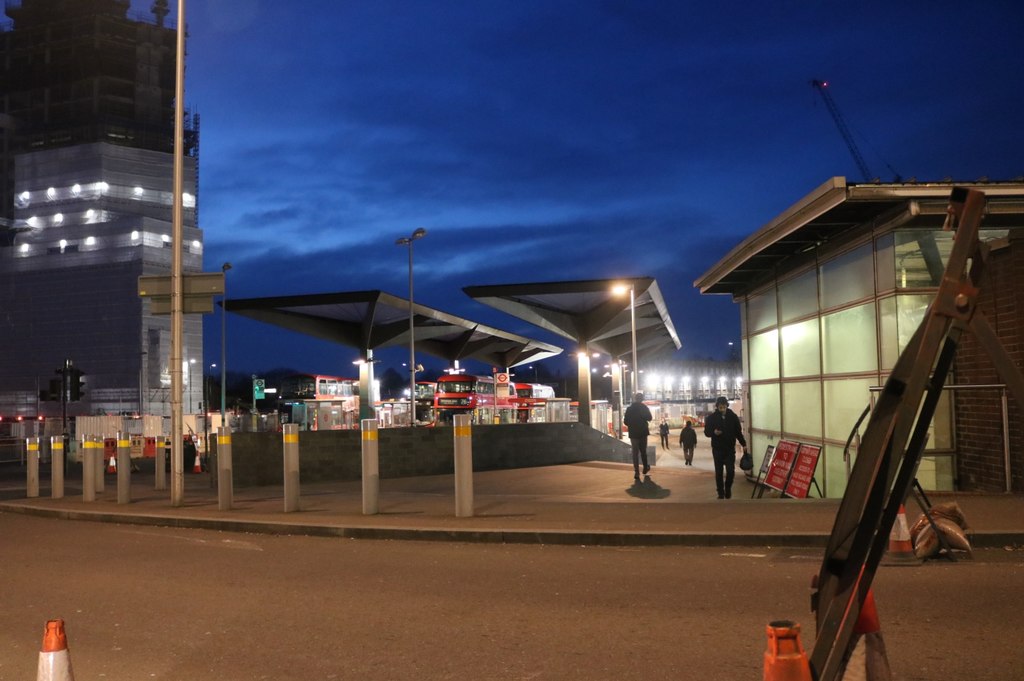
[
  {"xmin": 463, "ymin": 277, "xmax": 680, "ymax": 429},
  {"xmin": 224, "ymin": 290, "xmax": 562, "ymax": 419}
]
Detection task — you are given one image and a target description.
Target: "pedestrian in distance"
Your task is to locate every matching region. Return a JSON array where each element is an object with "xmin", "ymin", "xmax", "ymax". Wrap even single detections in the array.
[
  {"xmin": 623, "ymin": 392, "xmax": 653, "ymax": 481},
  {"xmin": 659, "ymin": 419, "xmax": 670, "ymax": 449},
  {"xmin": 704, "ymin": 396, "xmax": 748, "ymax": 499},
  {"xmin": 679, "ymin": 420, "xmax": 697, "ymax": 465}
]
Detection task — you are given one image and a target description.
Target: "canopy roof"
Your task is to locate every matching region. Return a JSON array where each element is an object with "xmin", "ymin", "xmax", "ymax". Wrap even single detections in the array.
[
  {"xmin": 463, "ymin": 277, "xmax": 681, "ymax": 360},
  {"xmin": 696, "ymin": 177, "xmax": 1024, "ymax": 297},
  {"xmin": 224, "ymin": 290, "xmax": 562, "ymax": 368}
]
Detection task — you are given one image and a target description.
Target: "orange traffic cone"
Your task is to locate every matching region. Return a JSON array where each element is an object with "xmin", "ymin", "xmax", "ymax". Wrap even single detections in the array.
[
  {"xmin": 839, "ymin": 589, "xmax": 893, "ymax": 681},
  {"xmin": 763, "ymin": 620, "xmax": 812, "ymax": 681},
  {"xmin": 193, "ymin": 451, "xmax": 203, "ymax": 474},
  {"xmin": 106, "ymin": 454, "xmax": 116, "ymax": 474},
  {"xmin": 883, "ymin": 504, "xmax": 919, "ymax": 565},
  {"xmin": 37, "ymin": 619, "xmax": 75, "ymax": 681}
]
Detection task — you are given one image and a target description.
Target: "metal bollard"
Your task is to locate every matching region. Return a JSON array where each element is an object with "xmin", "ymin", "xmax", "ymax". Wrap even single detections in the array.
[
  {"xmin": 26, "ymin": 437, "xmax": 40, "ymax": 498},
  {"xmin": 217, "ymin": 426, "xmax": 233, "ymax": 511},
  {"xmin": 95, "ymin": 435, "xmax": 107, "ymax": 494},
  {"xmin": 82, "ymin": 436, "xmax": 99, "ymax": 502},
  {"xmin": 361, "ymin": 419, "xmax": 379, "ymax": 515},
  {"xmin": 116, "ymin": 431, "xmax": 131, "ymax": 504},
  {"xmin": 50, "ymin": 435, "xmax": 64, "ymax": 499},
  {"xmin": 154, "ymin": 437, "xmax": 167, "ymax": 491},
  {"xmin": 282, "ymin": 424, "xmax": 300, "ymax": 512},
  {"xmin": 453, "ymin": 414, "xmax": 474, "ymax": 518}
]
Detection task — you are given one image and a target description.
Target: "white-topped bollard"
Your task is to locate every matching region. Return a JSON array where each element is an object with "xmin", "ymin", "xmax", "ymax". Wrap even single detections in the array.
[
  {"xmin": 95, "ymin": 436, "xmax": 107, "ymax": 494},
  {"xmin": 50, "ymin": 436, "xmax": 65, "ymax": 499},
  {"xmin": 361, "ymin": 419, "xmax": 379, "ymax": 515},
  {"xmin": 116, "ymin": 431, "xmax": 131, "ymax": 504},
  {"xmin": 154, "ymin": 437, "xmax": 167, "ymax": 491},
  {"xmin": 453, "ymin": 414, "xmax": 474, "ymax": 518},
  {"xmin": 26, "ymin": 437, "xmax": 40, "ymax": 498},
  {"xmin": 82, "ymin": 436, "xmax": 100, "ymax": 502},
  {"xmin": 217, "ymin": 426, "xmax": 233, "ymax": 511},
  {"xmin": 283, "ymin": 423, "xmax": 300, "ymax": 512}
]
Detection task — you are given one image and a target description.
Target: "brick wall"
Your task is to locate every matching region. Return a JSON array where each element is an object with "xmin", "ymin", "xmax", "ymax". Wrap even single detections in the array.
[
  {"xmin": 953, "ymin": 234, "xmax": 1024, "ymax": 492},
  {"xmin": 217, "ymin": 422, "xmax": 636, "ymax": 488}
]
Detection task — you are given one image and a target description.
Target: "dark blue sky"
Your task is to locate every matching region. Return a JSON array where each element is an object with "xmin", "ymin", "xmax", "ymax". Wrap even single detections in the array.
[{"xmin": 138, "ymin": 1, "xmax": 1024, "ymax": 378}]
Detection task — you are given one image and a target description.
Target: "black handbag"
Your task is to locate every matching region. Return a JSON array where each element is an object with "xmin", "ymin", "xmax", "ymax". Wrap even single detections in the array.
[{"xmin": 739, "ymin": 450, "xmax": 753, "ymax": 471}]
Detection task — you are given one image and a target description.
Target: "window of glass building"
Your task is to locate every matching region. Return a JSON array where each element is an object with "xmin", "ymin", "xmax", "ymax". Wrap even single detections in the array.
[
  {"xmin": 874, "ymin": 232, "xmax": 895, "ymax": 294},
  {"xmin": 749, "ymin": 328, "xmax": 779, "ymax": 380},
  {"xmin": 750, "ymin": 382, "xmax": 781, "ymax": 432},
  {"xmin": 821, "ymin": 303, "xmax": 877, "ymax": 374},
  {"xmin": 778, "ymin": 268, "xmax": 818, "ymax": 323},
  {"xmin": 819, "ymin": 242, "xmax": 874, "ymax": 309},
  {"xmin": 783, "ymin": 381, "xmax": 822, "ymax": 438},
  {"xmin": 746, "ymin": 288, "xmax": 777, "ymax": 333},
  {"xmin": 823, "ymin": 377, "xmax": 874, "ymax": 441},
  {"xmin": 878, "ymin": 294, "xmax": 930, "ymax": 369},
  {"xmin": 781, "ymin": 318, "xmax": 820, "ymax": 377},
  {"xmin": 895, "ymin": 230, "xmax": 952, "ymax": 288}
]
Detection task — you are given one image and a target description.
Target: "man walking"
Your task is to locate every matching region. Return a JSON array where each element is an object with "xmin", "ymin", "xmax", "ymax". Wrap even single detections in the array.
[
  {"xmin": 623, "ymin": 392, "xmax": 652, "ymax": 481},
  {"xmin": 704, "ymin": 396, "xmax": 748, "ymax": 499},
  {"xmin": 679, "ymin": 420, "xmax": 697, "ymax": 465}
]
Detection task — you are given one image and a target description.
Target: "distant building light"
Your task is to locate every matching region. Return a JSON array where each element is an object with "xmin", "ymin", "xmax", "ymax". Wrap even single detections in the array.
[
  {"xmin": 133, "ymin": 186, "xmax": 144, "ymax": 197},
  {"xmin": 191, "ymin": 239, "xmax": 201, "ymax": 250},
  {"xmin": 161, "ymin": 234, "xmax": 171, "ymax": 243},
  {"xmin": 183, "ymin": 192, "xmax": 195, "ymax": 207},
  {"xmin": 46, "ymin": 187, "xmax": 56, "ymax": 199},
  {"xmin": 19, "ymin": 243, "xmax": 28, "ymax": 253},
  {"xmin": 53, "ymin": 213, "xmax": 63, "ymax": 225},
  {"xmin": 59, "ymin": 239, "xmax": 68, "ymax": 249},
  {"xmin": 71, "ymin": 184, "xmax": 82, "ymax": 196},
  {"xmin": 85, "ymin": 209, "xmax": 96, "ymax": 221},
  {"xmin": 27, "ymin": 216, "xmax": 38, "ymax": 227},
  {"xmin": 19, "ymin": 191, "xmax": 30, "ymax": 201},
  {"xmin": 98, "ymin": 181, "xmax": 109, "ymax": 193},
  {"xmin": 85, "ymin": 236, "xmax": 96, "ymax": 246},
  {"xmin": 131, "ymin": 230, "xmax": 140, "ymax": 240}
]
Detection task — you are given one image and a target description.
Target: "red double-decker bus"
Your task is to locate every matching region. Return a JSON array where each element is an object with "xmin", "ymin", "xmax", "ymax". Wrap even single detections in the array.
[
  {"xmin": 433, "ymin": 374, "xmax": 496, "ymax": 425},
  {"xmin": 510, "ymin": 382, "xmax": 556, "ymax": 422}
]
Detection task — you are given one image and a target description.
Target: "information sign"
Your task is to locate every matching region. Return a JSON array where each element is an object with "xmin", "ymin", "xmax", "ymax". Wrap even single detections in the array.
[
  {"xmin": 762, "ymin": 440, "xmax": 800, "ymax": 492},
  {"xmin": 783, "ymin": 444, "xmax": 822, "ymax": 499}
]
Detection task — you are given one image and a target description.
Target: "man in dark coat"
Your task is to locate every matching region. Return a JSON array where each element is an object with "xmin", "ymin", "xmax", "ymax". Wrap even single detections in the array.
[
  {"xmin": 678, "ymin": 420, "xmax": 697, "ymax": 465},
  {"xmin": 704, "ymin": 396, "xmax": 748, "ymax": 499},
  {"xmin": 623, "ymin": 392, "xmax": 652, "ymax": 481}
]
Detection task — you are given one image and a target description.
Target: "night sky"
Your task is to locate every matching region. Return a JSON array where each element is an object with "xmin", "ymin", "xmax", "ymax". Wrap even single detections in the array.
[{"xmin": 133, "ymin": 1, "xmax": 1024, "ymax": 379}]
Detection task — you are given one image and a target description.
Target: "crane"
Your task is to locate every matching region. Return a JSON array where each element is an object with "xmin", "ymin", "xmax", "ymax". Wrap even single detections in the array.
[
  {"xmin": 811, "ymin": 79, "xmax": 901, "ymax": 183},
  {"xmin": 811, "ymin": 79, "xmax": 873, "ymax": 181}
]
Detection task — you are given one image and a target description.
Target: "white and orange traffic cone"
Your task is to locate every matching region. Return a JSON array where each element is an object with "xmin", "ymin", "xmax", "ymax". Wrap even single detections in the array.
[
  {"xmin": 193, "ymin": 450, "xmax": 203, "ymax": 474},
  {"xmin": 106, "ymin": 454, "xmax": 116, "ymax": 474},
  {"xmin": 883, "ymin": 504, "xmax": 919, "ymax": 566},
  {"xmin": 839, "ymin": 589, "xmax": 893, "ymax": 681},
  {"xmin": 37, "ymin": 619, "xmax": 74, "ymax": 681}
]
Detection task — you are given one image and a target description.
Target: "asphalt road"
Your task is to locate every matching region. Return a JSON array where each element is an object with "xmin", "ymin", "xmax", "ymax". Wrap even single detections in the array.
[{"xmin": 2, "ymin": 513, "xmax": 1023, "ymax": 680}]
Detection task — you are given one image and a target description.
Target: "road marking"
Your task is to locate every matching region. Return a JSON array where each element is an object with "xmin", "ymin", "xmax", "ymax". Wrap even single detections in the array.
[{"xmin": 720, "ymin": 552, "xmax": 767, "ymax": 558}]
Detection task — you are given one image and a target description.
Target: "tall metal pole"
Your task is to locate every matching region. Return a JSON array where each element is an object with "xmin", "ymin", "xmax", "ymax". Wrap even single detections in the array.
[
  {"xmin": 170, "ymin": 0, "xmax": 186, "ymax": 506},
  {"xmin": 630, "ymin": 285, "xmax": 638, "ymax": 396},
  {"xmin": 396, "ymin": 228, "xmax": 426, "ymax": 426},
  {"xmin": 220, "ymin": 262, "xmax": 231, "ymax": 423}
]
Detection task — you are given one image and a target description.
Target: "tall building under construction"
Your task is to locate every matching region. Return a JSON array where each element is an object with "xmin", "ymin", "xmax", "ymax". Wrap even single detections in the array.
[{"xmin": 0, "ymin": 0, "xmax": 203, "ymax": 421}]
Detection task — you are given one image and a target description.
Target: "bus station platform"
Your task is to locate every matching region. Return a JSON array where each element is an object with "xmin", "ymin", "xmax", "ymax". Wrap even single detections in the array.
[{"xmin": 2, "ymin": 438, "xmax": 1023, "ymax": 549}]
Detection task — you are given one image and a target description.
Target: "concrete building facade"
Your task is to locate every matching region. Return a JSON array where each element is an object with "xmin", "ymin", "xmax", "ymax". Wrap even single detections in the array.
[{"xmin": 0, "ymin": 0, "xmax": 203, "ymax": 422}]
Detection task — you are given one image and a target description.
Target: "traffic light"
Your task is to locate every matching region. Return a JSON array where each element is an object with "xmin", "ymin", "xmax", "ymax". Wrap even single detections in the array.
[
  {"xmin": 69, "ymin": 367, "xmax": 85, "ymax": 401},
  {"xmin": 40, "ymin": 377, "xmax": 62, "ymax": 401}
]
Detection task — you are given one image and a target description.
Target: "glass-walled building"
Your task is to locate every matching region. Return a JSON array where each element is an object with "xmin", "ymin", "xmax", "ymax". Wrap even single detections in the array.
[{"xmin": 696, "ymin": 178, "xmax": 1024, "ymax": 496}]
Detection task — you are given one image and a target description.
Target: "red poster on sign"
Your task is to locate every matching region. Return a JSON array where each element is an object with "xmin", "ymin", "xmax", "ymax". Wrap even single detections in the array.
[
  {"xmin": 763, "ymin": 440, "xmax": 800, "ymax": 492},
  {"xmin": 783, "ymin": 444, "xmax": 822, "ymax": 499}
]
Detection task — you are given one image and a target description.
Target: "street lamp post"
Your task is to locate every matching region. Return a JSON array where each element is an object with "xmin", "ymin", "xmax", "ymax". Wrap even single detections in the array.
[
  {"xmin": 187, "ymin": 358, "xmax": 196, "ymax": 413},
  {"xmin": 396, "ymin": 228, "xmax": 427, "ymax": 426},
  {"xmin": 613, "ymin": 282, "xmax": 639, "ymax": 396},
  {"xmin": 220, "ymin": 262, "xmax": 232, "ymax": 424}
]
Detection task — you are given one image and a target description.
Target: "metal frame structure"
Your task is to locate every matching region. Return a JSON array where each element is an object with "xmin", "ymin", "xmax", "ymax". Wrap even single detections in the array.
[{"xmin": 809, "ymin": 187, "xmax": 1024, "ymax": 680}]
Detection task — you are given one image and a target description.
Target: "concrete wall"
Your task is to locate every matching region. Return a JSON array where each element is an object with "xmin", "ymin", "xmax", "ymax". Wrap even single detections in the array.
[{"xmin": 217, "ymin": 423, "xmax": 635, "ymax": 488}]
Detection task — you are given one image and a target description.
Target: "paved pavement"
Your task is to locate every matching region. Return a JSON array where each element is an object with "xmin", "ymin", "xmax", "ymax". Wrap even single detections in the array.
[{"xmin": 2, "ymin": 436, "xmax": 1023, "ymax": 548}]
